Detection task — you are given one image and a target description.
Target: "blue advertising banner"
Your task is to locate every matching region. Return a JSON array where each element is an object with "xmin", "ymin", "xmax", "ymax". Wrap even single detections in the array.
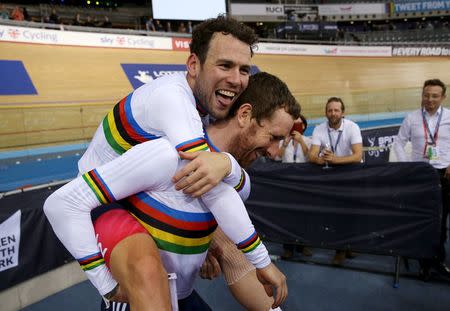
[
  {"xmin": 0, "ymin": 60, "xmax": 37, "ymax": 95},
  {"xmin": 392, "ymin": 0, "xmax": 450, "ymax": 13},
  {"xmin": 121, "ymin": 64, "xmax": 260, "ymax": 90}
]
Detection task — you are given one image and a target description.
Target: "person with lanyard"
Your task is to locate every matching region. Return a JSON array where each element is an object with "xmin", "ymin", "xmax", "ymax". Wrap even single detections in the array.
[
  {"xmin": 393, "ymin": 78, "xmax": 450, "ymax": 280},
  {"xmin": 277, "ymin": 115, "xmax": 314, "ymax": 259},
  {"xmin": 309, "ymin": 97, "xmax": 363, "ymax": 265}
]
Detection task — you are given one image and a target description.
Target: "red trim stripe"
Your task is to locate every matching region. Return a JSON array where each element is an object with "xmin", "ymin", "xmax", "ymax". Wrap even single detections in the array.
[
  {"xmin": 118, "ymin": 97, "xmax": 147, "ymax": 143},
  {"xmin": 90, "ymin": 170, "xmax": 114, "ymax": 203},
  {"xmin": 129, "ymin": 196, "xmax": 216, "ymax": 231}
]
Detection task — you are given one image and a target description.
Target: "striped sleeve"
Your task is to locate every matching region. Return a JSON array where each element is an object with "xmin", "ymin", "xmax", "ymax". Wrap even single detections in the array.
[
  {"xmin": 201, "ymin": 182, "xmax": 270, "ymax": 269},
  {"xmin": 78, "ymin": 252, "xmax": 105, "ymax": 271},
  {"xmin": 175, "ymin": 137, "xmax": 210, "ymax": 153},
  {"xmin": 222, "ymin": 152, "xmax": 251, "ymax": 201},
  {"xmin": 82, "ymin": 169, "xmax": 116, "ymax": 204}
]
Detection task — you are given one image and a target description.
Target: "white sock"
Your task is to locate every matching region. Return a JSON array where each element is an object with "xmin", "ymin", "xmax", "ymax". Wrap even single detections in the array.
[{"xmin": 270, "ymin": 307, "xmax": 282, "ymax": 311}]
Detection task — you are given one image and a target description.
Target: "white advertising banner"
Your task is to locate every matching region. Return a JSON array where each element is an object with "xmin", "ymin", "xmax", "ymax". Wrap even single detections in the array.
[
  {"xmin": 0, "ymin": 210, "xmax": 21, "ymax": 272},
  {"xmin": 392, "ymin": 46, "xmax": 450, "ymax": 56},
  {"xmin": 0, "ymin": 25, "xmax": 172, "ymax": 50},
  {"xmin": 231, "ymin": 3, "xmax": 284, "ymax": 16},
  {"xmin": 318, "ymin": 3, "xmax": 387, "ymax": 16},
  {"xmin": 256, "ymin": 42, "xmax": 392, "ymax": 57}
]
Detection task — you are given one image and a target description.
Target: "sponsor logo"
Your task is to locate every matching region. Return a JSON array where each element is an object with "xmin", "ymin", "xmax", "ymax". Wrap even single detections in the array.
[
  {"xmin": 116, "ymin": 36, "xmax": 126, "ymax": 45},
  {"xmin": 121, "ymin": 64, "xmax": 187, "ymax": 89},
  {"xmin": 8, "ymin": 29, "xmax": 20, "ymax": 39},
  {"xmin": 366, "ymin": 135, "xmax": 396, "ymax": 157},
  {"xmin": 127, "ymin": 37, "xmax": 155, "ymax": 48},
  {"xmin": 0, "ymin": 30, "xmax": 4, "ymax": 39},
  {"xmin": 266, "ymin": 5, "xmax": 284, "ymax": 14},
  {"xmin": 100, "ymin": 36, "xmax": 114, "ymax": 45},
  {"xmin": 339, "ymin": 6, "xmax": 353, "ymax": 11},
  {"xmin": 23, "ymin": 30, "xmax": 58, "ymax": 43},
  {"xmin": 172, "ymin": 37, "xmax": 191, "ymax": 51},
  {"xmin": 324, "ymin": 47, "xmax": 338, "ymax": 55},
  {"xmin": 0, "ymin": 210, "xmax": 21, "ymax": 272},
  {"xmin": 393, "ymin": 47, "xmax": 450, "ymax": 56},
  {"xmin": 121, "ymin": 63, "xmax": 260, "ymax": 89}
]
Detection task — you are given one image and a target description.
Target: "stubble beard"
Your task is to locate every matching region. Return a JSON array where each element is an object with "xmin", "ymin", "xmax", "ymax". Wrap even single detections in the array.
[{"xmin": 228, "ymin": 124, "xmax": 258, "ymax": 168}]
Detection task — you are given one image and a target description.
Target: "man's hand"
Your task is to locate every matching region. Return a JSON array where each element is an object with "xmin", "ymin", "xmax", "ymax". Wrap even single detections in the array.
[
  {"xmin": 200, "ymin": 250, "xmax": 222, "ymax": 280},
  {"xmin": 256, "ymin": 263, "xmax": 288, "ymax": 309},
  {"xmin": 322, "ymin": 149, "xmax": 335, "ymax": 164},
  {"xmin": 108, "ymin": 284, "xmax": 128, "ymax": 302},
  {"xmin": 172, "ymin": 151, "xmax": 231, "ymax": 197},
  {"xmin": 291, "ymin": 131, "xmax": 302, "ymax": 142},
  {"xmin": 445, "ymin": 166, "xmax": 450, "ymax": 180}
]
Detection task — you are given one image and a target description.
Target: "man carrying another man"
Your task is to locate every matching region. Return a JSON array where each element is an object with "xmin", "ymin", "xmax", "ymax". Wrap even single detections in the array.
[
  {"xmin": 71, "ymin": 15, "xmax": 278, "ymax": 310},
  {"xmin": 45, "ymin": 72, "xmax": 300, "ymax": 310}
]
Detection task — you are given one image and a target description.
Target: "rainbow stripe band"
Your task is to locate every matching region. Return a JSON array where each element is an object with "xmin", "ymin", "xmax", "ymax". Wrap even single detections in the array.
[
  {"xmin": 82, "ymin": 169, "xmax": 116, "ymax": 204},
  {"xmin": 176, "ymin": 137, "xmax": 209, "ymax": 153},
  {"xmin": 234, "ymin": 169, "xmax": 246, "ymax": 192},
  {"xmin": 78, "ymin": 252, "xmax": 105, "ymax": 271},
  {"xmin": 237, "ymin": 231, "xmax": 261, "ymax": 254},
  {"xmin": 103, "ymin": 94, "xmax": 160, "ymax": 155},
  {"xmin": 119, "ymin": 192, "xmax": 217, "ymax": 255}
]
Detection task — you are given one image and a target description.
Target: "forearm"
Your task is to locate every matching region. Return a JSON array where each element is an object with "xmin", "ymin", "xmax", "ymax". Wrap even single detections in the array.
[
  {"xmin": 222, "ymin": 152, "xmax": 251, "ymax": 201},
  {"xmin": 201, "ymin": 183, "xmax": 270, "ymax": 269},
  {"xmin": 331, "ymin": 153, "xmax": 362, "ymax": 164}
]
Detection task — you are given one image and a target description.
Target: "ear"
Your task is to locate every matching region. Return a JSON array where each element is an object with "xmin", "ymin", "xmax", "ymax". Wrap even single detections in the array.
[
  {"xmin": 186, "ymin": 53, "xmax": 200, "ymax": 78},
  {"xmin": 236, "ymin": 103, "xmax": 253, "ymax": 127}
]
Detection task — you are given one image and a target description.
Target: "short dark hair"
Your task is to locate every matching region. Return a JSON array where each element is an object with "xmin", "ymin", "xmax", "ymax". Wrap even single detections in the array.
[
  {"xmin": 190, "ymin": 15, "xmax": 258, "ymax": 64},
  {"xmin": 423, "ymin": 79, "xmax": 447, "ymax": 96},
  {"xmin": 229, "ymin": 72, "xmax": 301, "ymax": 123},
  {"xmin": 299, "ymin": 114, "xmax": 308, "ymax": 133},
  {"xmin": 326, "ymin": 97, "xmax": 345, "ymax": 112}
]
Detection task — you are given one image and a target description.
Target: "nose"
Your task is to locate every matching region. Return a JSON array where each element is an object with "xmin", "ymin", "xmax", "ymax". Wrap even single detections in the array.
[
  {"xmin": 226, "ymin": 68, "xmax": 241, "ymax": 87},
  {"xmin": 266, "ymin": 142, "xmax": 279, "ymax": 160}
]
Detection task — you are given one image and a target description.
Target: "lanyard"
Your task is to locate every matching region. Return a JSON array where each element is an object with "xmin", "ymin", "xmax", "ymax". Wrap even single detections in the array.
[
  {"xmin": 422, "ymin": 108, "xmax": 442, "ymax": 146},
  {"xmin": 293, "ymin": 142, "xmax": 299, "ymax": 162},
  {"xmin": 327, "ymin": 125, "xmax": 343, "ymax": 153}
]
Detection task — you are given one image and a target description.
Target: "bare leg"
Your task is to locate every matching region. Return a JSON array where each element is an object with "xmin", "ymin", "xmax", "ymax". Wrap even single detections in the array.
[{"xmin": 109, "ymin": 233, "xmax": 172, "ymax": 311}]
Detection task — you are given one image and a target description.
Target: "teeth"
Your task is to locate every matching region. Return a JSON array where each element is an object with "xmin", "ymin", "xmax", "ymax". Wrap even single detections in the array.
[{"xmin": 217, "ymin": 90, "xmax": 235, "ymax": 98}]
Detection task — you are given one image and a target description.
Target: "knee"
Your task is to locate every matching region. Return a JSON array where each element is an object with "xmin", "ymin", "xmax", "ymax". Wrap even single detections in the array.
[{"xmin": 126, "ymin": 254, "xmax": 167, "ymax": 288}]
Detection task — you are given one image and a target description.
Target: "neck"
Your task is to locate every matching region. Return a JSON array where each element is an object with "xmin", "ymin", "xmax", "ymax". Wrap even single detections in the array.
[
  {"xmin": 205, "ymin": 120, "xmax": 237, "ymax": 152},
  {"xmin": 425, "ymin": 106, "xmax": 440, "ymax": 116}
]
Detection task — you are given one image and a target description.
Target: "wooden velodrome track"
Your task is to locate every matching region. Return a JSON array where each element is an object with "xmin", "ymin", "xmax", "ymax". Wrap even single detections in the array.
[{"xmin": 0, "ymin": 41, "xmax": 449, "ymax": 150}]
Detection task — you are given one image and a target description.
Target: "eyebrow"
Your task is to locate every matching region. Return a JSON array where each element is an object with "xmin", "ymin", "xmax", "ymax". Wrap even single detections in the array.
[{"xmin": 217, "ymin": 59, "xmax": 251, "ymax": 69}]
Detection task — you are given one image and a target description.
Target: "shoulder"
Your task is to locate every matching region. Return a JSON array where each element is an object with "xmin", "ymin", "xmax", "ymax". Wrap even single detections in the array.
[{"xmin": 312, "ymin": 122, "xmax": 327, "ymax": 135}]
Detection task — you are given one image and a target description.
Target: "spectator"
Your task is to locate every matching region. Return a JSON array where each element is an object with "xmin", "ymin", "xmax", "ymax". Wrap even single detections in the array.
[
  {"xmin": 48, "ymin": 8, "xmax": 60, "ymax": 24},
  {"xmin": 145, "ymin": 16, "xmax": 155, "ymax": 31},
  {"xmin": 10, "ymin": 6, "xmax": 24, "ymax": 21},
  {"xmin": 166, "ymin": 21, "xmax": 172, "ymax": 32},
  {"xmin": 154, "ymin": 19, "xmax": 164, "ymax": 31},
  {"xmin": 278, "ymin": 115, "xmax": 313, "ymax": 259},
  {"xmin": 393, "ymin": 79, "xmax": 450, "ymax": 281},
  {"xmin": 187, "ymin": 20, "xmax": 193, "ymax": 33},
  {"xmin": 309, "ymin": 97, "xmax": 363, "ymax": 266},
  {"xmin": 72, "ymin": 13, "xmax": 83, "ymax": 26},
  {"xmin": 84, "ymin": 15, "xmax": 95, "ymax": 27},
  {"xmin": 22, "ymin": 6, "xmax": 30, "ymax": 21},
  {"xmin": 177, "ymin": 21, "xmax": 187, "ymax": 33},
  {"xmin": 0, "ymin": 4, "xmax": 9, "ymax": 20},
  {"xmin": 100, "ymin": 15, "xmax": 112, "ymax": 28}
]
